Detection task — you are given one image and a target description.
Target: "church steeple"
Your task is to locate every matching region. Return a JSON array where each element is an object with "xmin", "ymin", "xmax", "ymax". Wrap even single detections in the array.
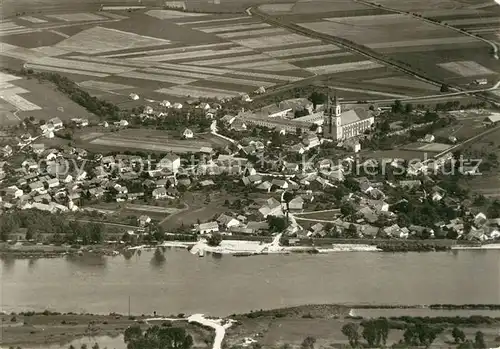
[{"xmin": 333, "ymin": 91, "xmax": 341, "ymax": 117}]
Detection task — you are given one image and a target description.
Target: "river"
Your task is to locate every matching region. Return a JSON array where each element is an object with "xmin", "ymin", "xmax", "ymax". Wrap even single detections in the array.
[{"xmin": 1, "ymin": 249, "xmax": 500, "ymax": 317}]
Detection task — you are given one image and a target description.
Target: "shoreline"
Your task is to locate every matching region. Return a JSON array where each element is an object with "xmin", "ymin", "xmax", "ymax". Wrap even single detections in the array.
[
  {"xmin": 1, "ymin": 240, "xmax": 499, "ymax": 259},
  {"xmin": 2, "ymin": 304, "xmax": 500, "ymax": 348}
]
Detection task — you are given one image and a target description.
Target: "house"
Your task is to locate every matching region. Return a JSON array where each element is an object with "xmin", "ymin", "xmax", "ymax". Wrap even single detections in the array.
[
  {"xmin": 46, "ymin": 178, "xmax": 60, "ymax": 189},
  {"xmin": 129, "ymin": 93, "xmax": 140, "ymax": 100},
  {"xmin": 421, "ymin": 134, "xmax": 435, "ymax": 143},
  {"xmin": 230, "ymin": 119, "xmax": 247, "ymax": 131},
  {"xmin": 4, "ymin": 185, "xmax": 23, "ymax": 198},
  {"xmin": 473, "ymin": 78, "xmax": 488, "ymax": 85},
  {"xmin": 138, "ymin": 215, "xmax": 152, "ymax": 227},
  {"xmin": 152, "ymin": 187, "xmax": 168, "ymax": 199},
  {"xmin": 71, "ymin": 118, "xmax": 89, "ymax": 127},
  {"xmin": 483, "ymin": 113, "xmax": 500, "ymax": 125},
  {"xmin": 48, "ymin": 117, "xmax": 63, "ymax": 130},
  {"xmin": 198, "ymin": 102, "xmax": 210, "ymax": 110},
  {"xmin": 474, "ymin": 212, "xmax": 488, "ymax": 227},
  {"xmin": 271, "ymin": 178, "xmax": 288, "ymax": 190},
  {"xmin": 288, "ymin": 196, "xmax": 304, "ymax": 210},
  {"xmin": 217, "ymin": 214, "xmax": 240, "ymax": 229},
  {"xmin": 1, "ymin": 145, "xmax": 13, "ymax": 157},
  {"xmin": 259, "ymin": 197, "xmax": 283, "ymax": 218},
  {"xmin": 157, "ymin": 153, "xmax": 181, "ymax": 173},
  {"xmin": 29, "ymin": 181, "xmax": 45, "ymax": 193},
  {"xmin": 119, "ymin": 119, "xmax": 129, "ymax": 127},
  {"xmin": 308, "ymin": 223, "xmax": 325, "ymax": 237},
  {"xmin": 172, "ymin": 102, "xmax": 183, "ymax": 109},
  {"xmin": 199, "ymin": 179, "xmax": 215, "ymax": 187},
  {"xmin": 160, "ymin": 100, "xmax": 171, "ymax": 107},
  {"xmin": 88, "ymin": 187, "xmax": 104, "ymax": 198},
  {"xmin": 283, "ymin": 163, "xmax": 299, "ymax": 172},
  {"xmin": 256, "ymin": 181, "xmax": 272, "ymax": 192},
  {"xmin": 31, "ymin": 143, "xmax": 45, "ymax": 155},
  {"xmin": 182, "ymin": 128, "xmax": 194, "ymax": 139},
  {"xmin": 198, "ymin": 221, "xmax": 219, "ymax": 235}
]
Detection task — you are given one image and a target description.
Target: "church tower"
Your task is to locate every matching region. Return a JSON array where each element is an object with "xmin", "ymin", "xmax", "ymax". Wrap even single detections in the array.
[{"xmin": 323, "ymin": 92, "xmax": 343, "ymax": 140}]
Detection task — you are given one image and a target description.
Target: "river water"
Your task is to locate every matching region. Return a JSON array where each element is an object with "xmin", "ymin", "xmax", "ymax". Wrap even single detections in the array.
[{"xmin": 1, "ymin": 249, "xmax": 500, "ymax": 317}]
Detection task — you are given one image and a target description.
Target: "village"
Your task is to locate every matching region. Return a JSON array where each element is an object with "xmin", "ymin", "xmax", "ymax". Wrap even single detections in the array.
[{"xmin": 1, "ymin": 84, "xmax": 500, "ymax": 254}]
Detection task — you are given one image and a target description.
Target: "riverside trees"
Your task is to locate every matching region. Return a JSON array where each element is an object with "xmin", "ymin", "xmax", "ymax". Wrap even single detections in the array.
[{"xmin": 124, "ymin": 325, "xmax": 193, "ymax": 349}]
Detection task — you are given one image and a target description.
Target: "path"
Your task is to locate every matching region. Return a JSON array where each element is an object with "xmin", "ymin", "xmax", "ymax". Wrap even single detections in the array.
[
  {"xmin": 354, "ymin": 0, "xmax": 499, "ymax": 60},
  {"xmin": 143, "ymin": 314, "xmax": 234, "ymax": 349},
  {"xmin": 294, "ymin": 208, "xmax": 341, "ymax": 215},
  {"xmin": 159, "ymin": 202, "xmax": 189, "ymax": 225}
]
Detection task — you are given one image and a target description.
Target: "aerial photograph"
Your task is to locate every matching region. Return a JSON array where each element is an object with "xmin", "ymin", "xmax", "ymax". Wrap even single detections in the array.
[{"xmin": 0, "ymin": 0, "xmax": 499, "ymax": 347}]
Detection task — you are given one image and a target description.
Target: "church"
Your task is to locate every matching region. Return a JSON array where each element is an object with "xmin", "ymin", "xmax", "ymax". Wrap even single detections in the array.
[{"xmin": 322, "ymin": 94, "xmax": 375, "ymax": 141}]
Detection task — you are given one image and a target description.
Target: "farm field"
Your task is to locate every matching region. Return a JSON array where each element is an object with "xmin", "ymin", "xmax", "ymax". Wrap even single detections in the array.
[
  {"xmin": 0, "ymin": 7, "xmax": 444, "ymax": 102},
  {"xmin": 80, "ymin": 128, "xmax": 229, "ymax": 154},
  {"xmin": 0, "ymin": 71, "xmax": 96, "ymax": 124}
]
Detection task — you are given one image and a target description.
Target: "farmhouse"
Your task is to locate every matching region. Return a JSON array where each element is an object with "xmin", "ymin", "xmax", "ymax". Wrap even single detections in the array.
[
  {"xmin": 129, "ymin": 93, "xmax": 140, "ymax": 100},
  {"xmin": 160, "ymin": 100, "xmax": 171, "ymax": 108},
  {"xmin": 157, "ymin": 154, "xmax": 181, "ymax": 173},
  {"xmin": 198, "ymin": 221, "xmax": 219, "ymax": 235},
  {"xmin": 182, "ymin": 128, "xmax": 194, "ymax": 139},
  {"xmin": 49, "ymin": 117, "xmax": 64, "ymax": 130},
  {"xmin": 1, "ymin": 145, "xmax": 13, "ymax": 157},
  {"xmin": 484, "ymin": 114, "xmax": 500, "ymax": 125},
  {"xmin": 323, "ymin": 95, "xmax": 374, "ymax": 141},
  {"xmin": 5, "ymin": 185, "xmax": 23, "ymax": 198}
]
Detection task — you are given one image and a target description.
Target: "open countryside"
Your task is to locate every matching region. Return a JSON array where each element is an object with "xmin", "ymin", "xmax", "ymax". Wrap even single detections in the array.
[{"xmin": 1, "ymin": 0, "xmax": 500, "ymax": 348}]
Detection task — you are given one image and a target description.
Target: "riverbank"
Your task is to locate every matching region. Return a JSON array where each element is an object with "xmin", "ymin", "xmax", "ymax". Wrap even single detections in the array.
[
  {"xmin": 1, "ymin": 238, "xmax": 498, "ymax": 259},
  {"xmin": 3, "ymin": 305, "xmax": 500, "ymax": 349}
]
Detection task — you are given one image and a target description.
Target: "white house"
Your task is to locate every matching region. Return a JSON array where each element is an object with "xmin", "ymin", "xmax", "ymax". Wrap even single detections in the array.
[
  {"xmin": 46, "ymin": 178, "xmax": 60, "ymax": 189},
  {"xmin": 119, "ymin": 119, "xmax": 129, "ymax": 127},
  {"xmin": 198, "ymin": 221, "xmax": 219, "ymax": 235},
  {"xmin": 144, "ymin": 106, "xmax": 154, "ymax": 114},
  {"xmin": 138, "ymin": 215, "xmax": 152, "ymax": 227},
  {"xmin": 5, "ymin": 185, "xmax": 23, "ymax": 198},
  {"xmin": 48, "ymin": 117, "xmax": 64, "ymax": 130},
  {"xmin": 160, "ymin": 100, "xmax": 171, "ymax": 108},
  {"xmin": 29, "ymin": 181, "xmax": 46, "ymax": 194},
  {"xmin": 172, "ymin": 102, "xmax": 183, "ymax": 109},
  {"xmin": 157, "ymin": 154, "xmax": 181, "ymax": 173},
  {"xmin": 182, "ymin": 128, "xmax": 194, "ymax": 139},
  {"xmin": 129, "ymin": 93, "xmax": 140, "ymax": 100},
  {"xmin": 152, "ymin": 187, "xmax": 168, "ymax": 199}
]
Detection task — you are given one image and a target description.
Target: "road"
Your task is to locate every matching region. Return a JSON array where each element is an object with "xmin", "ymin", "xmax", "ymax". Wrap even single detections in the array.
[
  {"xmin": 69, "ymin": 218, "xmax": 138, "ymax": 230},
  {"xmin": 354, "ymin": 0, "xmax": 499, "ymax": 60}
]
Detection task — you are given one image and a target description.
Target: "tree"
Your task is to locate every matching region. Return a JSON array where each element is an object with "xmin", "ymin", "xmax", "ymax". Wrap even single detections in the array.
[
  {"xmin": 342, "ymin": 323, "xmax": 359, "ymax": 348},
  {"xmin": 362, "ymin": 322, "xmax": 378, "ymax": 346},
  {"xmin": 308, "ymin": 91, "xmax": 327, "ymax": 110},
  {"xmin": 267, "ymin": 215, "xmax": 287, "ymax": 232},
  {"xmin": 474, "ymin": 331, "xmax": 486, "ymax": 349},
  {"xmin": 207, "ymin": 232, "xmax": 222, "ymax": 247},
  {"xmin": 392, "ymin": 100, "xmax": 403, "ymax": 113},
  {"xmin": 301, "ymin": 336, "xmax": 316, "ymax": 349},
  {"xmin": 440, "ymin": 84, "xmax": 449, "ymax": 93},
  {"xmin": 405, "ymin": 103, "xmax": 413, "ymax": 114},
  {"xmin": 124, "ymin": 325, "xmax": 193, "ymax": 349},
  {"xmin": 451, "ymin": 327, "xmax": 466, "ymax": 344},
  {"xmin": 340, "ymin": 202, "xmax": 355, "ymax": 217}
]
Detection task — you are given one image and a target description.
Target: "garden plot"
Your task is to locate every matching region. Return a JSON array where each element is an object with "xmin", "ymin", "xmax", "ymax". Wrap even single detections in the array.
[
  {"xmin": 24, "ymin": 64, "xmax": 110, "ymax": 78},
  {"xmin": 187, "ymin": 53, "xmax": 271, "ymax": 66},
  {"xmin": 102, "ymin": 42, "xmax": 233, "ymax": 59},
  {"xmin": 258, "ymin": 3, "xmax": 295, "ymax": 14},
  {"xmin": 156, "ymin": 62, "xmax": 230, "ymax": 75},
  {"xmin": 29, "ymin": 56, "xmax": 134, "ymax": 74},
  {"xmin": 142, "ymin": 67, "xmax": 215, "ymax": 80},
  {"xmin": 367, "ymin": 76, "xmax": 440, "ymax": 90},
  {"xmin": 370, "ymin": 0, "xmax": 478, "ymax": 11},
  {"xmin": 225, "ymin": 60, "xmax": 298, "ymax": 71},
  {"xmin": 445, "ymin": 17, "xmax": 500, "ymax": 26},
  {"xmin": 176, "ymin": 16, "xmax": 252, "ymax": 25},
  {"xmin": 196, "ymin": 23, "xmax": 271, "ymax": 33},
  {"xmin": 217, "ymin": 28, "xmax": 287, "ymax": 39},
  {"xmin": 286, "ymin": 52, "xmax": 352, "ymax": 63},
  {"xmin": 438, "ymin": 61, "xmax": 496, "ymax": 76},
  {"xmin": 46, "ymin": 13, "xmax": 107, "ymax": 22},
  {"xmin": 302, "ymin": 16, "xmax": 461, "ymax": 45},
  {"xmin": 0, "ymin": 94, "xmax": 41, "ymax": 111},
  {"xmin": 156, "ymin": 85, "xmax": 241, "ymax": 99},
  {"xmin": 101, "ymin": 6, "xmax": 145, "ymax": 10},
  {"xmin": 260, "ymin": 0, "xmax": 370, "ymax": 14},
  {"xmin": 306, "ymin": 60, "xmax": 383, "ymax": 74},
  {"xmin": 228, "ymin": 70, "xmax": 304, "ymax": 82},
  {"xmin": 0, "ymin": 72, "xmax": 21, "ymax": 83},
  {"xmin": 233, "ymin": 34, "xmax": 321, "ymax": 49},
  {"xmin": 264, "ymin": 44, "xmax": 340, "ymax": 57},
  {"xmin": 19, "ymin": 16, "xmax": 47, "ymax": 23},
  {"xmin": 128, "ymin": 47, "xmax": 252, "ymax": 62},
  {"xmin": 417, "ymin": 9, "xmax": 486, "ymax": 17},
  {"xmin": 368, "ymin": 36, "xmax": 479, "ymax": 49},
  {"xmin": 55, "ymin": 26, "xmax": 172, "ymax": 54},
  {"xmin": 207, "ymin": 75, "xmax": 276, "ymax": 87},
  {"xmin": 0, "ymin": 46, "xmax": 47, "ymax": 61},
  {"xmin": 145, "ymin": 9, "xmax": 207, "ymax": 19},
  {"xmin": 31, "ymin": 46, "xmax": 71, "ymax": 57},
  {"xmin": 89, "ymin": 135, "xmax": 210, "ymax": 153},
  {"xmin": 117, "ymin": 71, "xmax": 196, "ymax": 84},
  {"xmin": 78, "ymin": 80, "xmax": 134, "ymax": 91}
]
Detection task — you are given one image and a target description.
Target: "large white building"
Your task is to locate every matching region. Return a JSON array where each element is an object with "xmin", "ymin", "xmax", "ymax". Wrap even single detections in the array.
[{"xmin": 323, "ymin": 95, "xmax": 375, "ymax": 141}]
